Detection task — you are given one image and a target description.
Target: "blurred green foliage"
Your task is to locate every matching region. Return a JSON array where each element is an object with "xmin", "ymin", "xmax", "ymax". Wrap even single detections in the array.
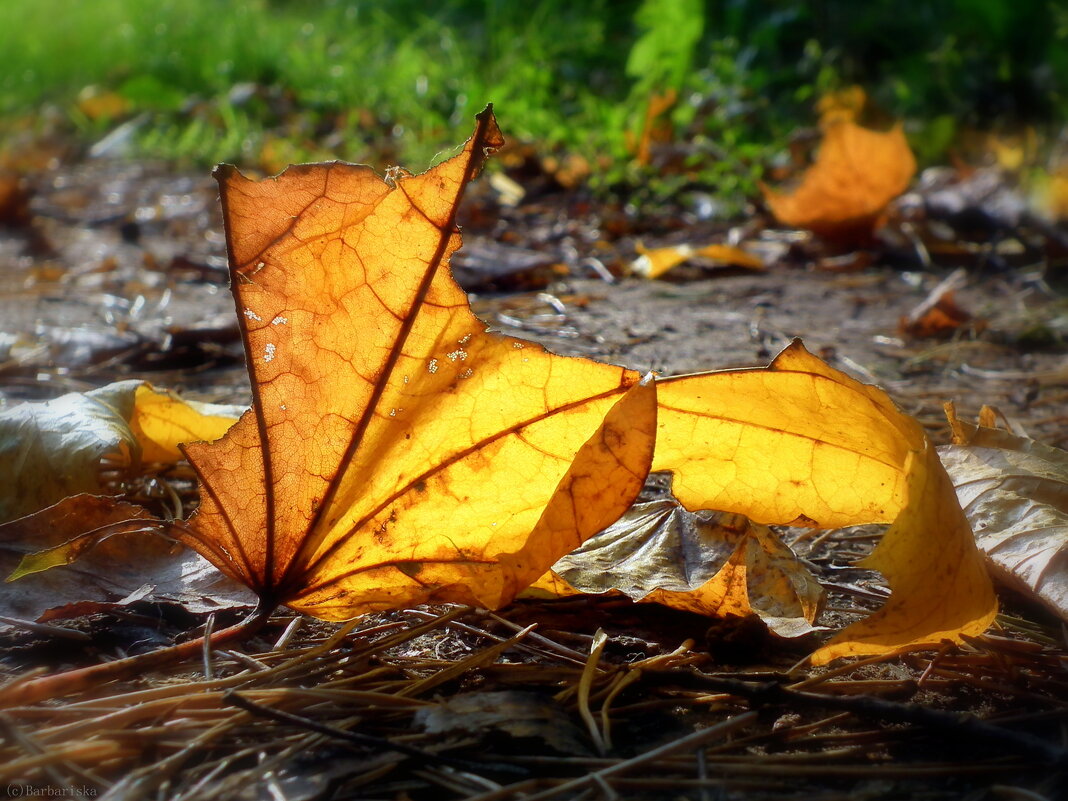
[{"xmin": 0, "ymin": 0, "xmax": 1064, "ymax": 202}]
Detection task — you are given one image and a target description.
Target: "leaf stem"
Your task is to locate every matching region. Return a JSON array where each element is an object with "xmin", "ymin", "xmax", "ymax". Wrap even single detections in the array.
[{"xmin": 0, "ymin": 601, "xmax": 276, "ymax": 709}]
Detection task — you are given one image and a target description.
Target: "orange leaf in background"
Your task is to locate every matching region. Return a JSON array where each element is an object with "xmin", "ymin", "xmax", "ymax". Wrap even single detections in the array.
[
  {"xmin": 178, "ymin": 108, "xmax": 657, "ymax": 620},
  {"xmin": 762, "ymin": 121, "xmax": 916, "ymax": 242}
]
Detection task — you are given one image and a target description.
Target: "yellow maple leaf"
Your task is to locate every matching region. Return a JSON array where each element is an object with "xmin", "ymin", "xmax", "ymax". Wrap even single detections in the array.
[
  {"xmin": 180, "ymin": 109, "xmax": 993, "ymax": 658},
  {"xmin": 9, "ymin": 110, "xmax": 993, "ymax": 668},
  {"xmin": 654, "ymin": 341, "xmax": 995, "ymax": 663}
]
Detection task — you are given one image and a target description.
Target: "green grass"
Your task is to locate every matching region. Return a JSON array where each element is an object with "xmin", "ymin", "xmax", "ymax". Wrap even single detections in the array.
[
  {"xmin": 0, "ymin": 0, "xmax": 647, "ymax": 169},
  {"xmin": 0, "ymin": 0, "xmax": 802, "ymax": 208},
  {"xmin": 1, "ymin": 0, "xmax": 1065, "ymax": 204}
]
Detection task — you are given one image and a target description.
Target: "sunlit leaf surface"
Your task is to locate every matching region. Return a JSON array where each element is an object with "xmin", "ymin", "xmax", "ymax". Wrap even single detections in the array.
[
  {"xmin": 653, "ymin": 342, "xmax": 995, "ymax": 663},
  {"xmin": 167, "ymin": 109, "xmax": 992, "ymax": 658},
  {"xmin": 179, "ymin": 109, "xmax": 657, "ymax": 618}
]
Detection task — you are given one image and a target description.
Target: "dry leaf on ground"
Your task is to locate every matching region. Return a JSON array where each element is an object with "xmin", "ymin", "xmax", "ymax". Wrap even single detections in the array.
[
  {"xmin": 762, "ymin": 120, "xmax": 916, "ymax": 241},
  {"xmin": 0, "ymin": 381, "xmax": 241, "ymax": 524},
  {"xmin": 177, "ymin": 108, "xmax": 658, "ymax": 619},
  {"xmin": 899, "ymin": 268, "xmax": 980, "ymax": 339},
  {"xmin": 1, "ymin": 494, "xmax": 254, "ymax": 624},
  {"xmin": 653, "ymin": 342, "xmax": 996, "ymax": 663},
  {"xmin": 537, "ymin": 499, "xmax": 822, "ymax": 638},
  {"xmin": 939, "ymin": 416, "xmax": 1068, "ymax": 623}
]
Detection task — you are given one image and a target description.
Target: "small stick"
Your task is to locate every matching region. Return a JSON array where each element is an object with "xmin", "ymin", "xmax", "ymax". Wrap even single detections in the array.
[
  {"xmin": 484, "ymin": 611, "xmax": 593, "ymax": 664},
  {"xmin": 787, "ymin": 648, "xmax": 913, "ymax": 690},
  {"xmin": 217, "ymin": 650, "xmax": 269, "ymax": 672},
  {"xmin": 404, "ymin": 608, "xmax": 586, "ymax": 666},
  {"xmin": 917, "ymin": 644, "xmax": 952, "ymax": 688},
  {"xmin": 397, "ymin": 623, "xmax": 538, "ymax": 698},
  {"xmin": 271, "ymin": 616, "xmax": 302, "ymax": 651},
  {"xmin": 599, "ymin": 670, "xmax": 642, "ymax": 752}
]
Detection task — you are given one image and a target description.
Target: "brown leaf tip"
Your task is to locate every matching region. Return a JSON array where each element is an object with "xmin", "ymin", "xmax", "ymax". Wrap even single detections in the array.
[{"xmin": 475, "ymin": 104, "xmax": 505, "ymax": 153}]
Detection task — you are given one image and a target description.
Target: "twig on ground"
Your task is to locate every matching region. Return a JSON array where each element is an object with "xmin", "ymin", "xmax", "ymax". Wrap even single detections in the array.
[{"xmin": 0, "ymin": 601, "xmax": 277, "ymax": 709}]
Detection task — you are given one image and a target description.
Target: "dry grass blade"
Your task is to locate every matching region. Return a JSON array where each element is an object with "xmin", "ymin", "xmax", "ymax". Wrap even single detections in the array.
[{"xmin": 576, "ymin": 627, "xmax": 609, "ymax": 754}]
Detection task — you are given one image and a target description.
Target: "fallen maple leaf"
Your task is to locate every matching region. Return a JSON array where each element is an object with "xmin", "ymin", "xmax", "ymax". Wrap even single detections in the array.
[
  {"xmin": 652, "ymin": 342, "xmax": 996, "ymax": 664},
  {"xmin": 939, "ymin": 412, "xmax": 1068, "ymax": 623},
  {"xmin": 148, "ymin": 109, "xmax": 992, "ymax": 659},
  {"xmin": 537, "ymin": 499, "xmax": 823, "ymax": 638},
  {"xmin": 177, "ymin": 108, "xmax": 658, "ymax": 619},
  {"xmin": 762, "ymin": 120, "xmax": 916, "ymax": 241},
  {"xmin": 0, "ymin": 381, "xmax": 241, "ymax": 524},
  {"xmin": 5, "ymin": 110, "xmax": 994, "ymax": 683}
]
